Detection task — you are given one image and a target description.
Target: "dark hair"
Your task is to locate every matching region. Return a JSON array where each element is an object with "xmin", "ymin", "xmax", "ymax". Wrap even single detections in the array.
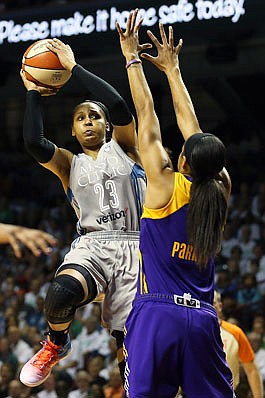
[
  {"xmin": 184, "ymin": 134, "xmax": 228, "ymax": 267},
  {"xmin": 72, "ymin": 100, "xmax": 113, "ymax": 140}
]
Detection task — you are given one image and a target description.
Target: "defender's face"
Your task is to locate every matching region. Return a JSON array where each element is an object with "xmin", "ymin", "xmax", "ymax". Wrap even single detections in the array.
[
  {"xmin": 72, "ymin": 102, "xmax": 108, "ymax": 149},
  {"xmin": 177, "ymin": 145, "xmax": 186, "ymax": 173}
]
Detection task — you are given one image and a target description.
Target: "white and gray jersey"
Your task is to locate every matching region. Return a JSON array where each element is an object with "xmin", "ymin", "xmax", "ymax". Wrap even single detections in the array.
[{"xmin": 67, "ymin": 139, "xmax": 146, "ymax": 234}]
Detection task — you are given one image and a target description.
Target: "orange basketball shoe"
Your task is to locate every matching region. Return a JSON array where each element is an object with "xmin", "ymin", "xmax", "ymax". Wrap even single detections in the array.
[{"xmin": 20, "ymin": 334, "xmax": 72, "ymax": 387}]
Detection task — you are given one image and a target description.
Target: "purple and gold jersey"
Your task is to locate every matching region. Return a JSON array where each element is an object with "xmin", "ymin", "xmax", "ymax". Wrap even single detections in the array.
[{"xmin": 137, "ymin": 172, "xmax": 215, "ymax": 304}]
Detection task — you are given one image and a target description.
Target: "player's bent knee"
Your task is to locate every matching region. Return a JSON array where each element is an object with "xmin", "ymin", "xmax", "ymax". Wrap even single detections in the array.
[{"xmin": 44, "ymin": 274, "xmax": 85, "ymax": 324}]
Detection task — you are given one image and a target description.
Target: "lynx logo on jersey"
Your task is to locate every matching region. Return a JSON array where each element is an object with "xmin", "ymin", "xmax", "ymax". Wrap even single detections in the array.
[{"xmin": 96, "ymin": 208, "xmax": 128, "ymax": 225}]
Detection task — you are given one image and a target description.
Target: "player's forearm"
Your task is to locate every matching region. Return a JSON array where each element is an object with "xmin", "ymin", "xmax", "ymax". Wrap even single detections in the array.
[
  {"xmin": 125, "ymin": 60, "xmax": 155, "ymax": 122},
  {"xmin": 165, "ymin": 65, "xmax": 202, "ymax": 140},
  {"xmin": 247, "ymin": 367, "xmax": 263, "ymax": 398},
  {"xmin": 72, "ymin": 64, "xmax": 132, "ymax": 126},
  {"xmin": 126, "ymin": 60, "xmax": 162, "ymax": 157},
  {"xmin": 24, "ymin": 91, "xmax": 55, "ymax": 163},
  {"xmin": 126, "ymin": 61, "xmax": 152, "ymax": 116}
]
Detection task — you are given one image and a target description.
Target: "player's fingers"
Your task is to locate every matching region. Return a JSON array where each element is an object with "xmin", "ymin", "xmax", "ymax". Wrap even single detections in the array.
[
  {"xmin": 176, "ymin": 38, "xmax": 183, "ymax": 54},
  {"xmin": 39, "ymin": 232, "xmax": 58, "ymax": 246},
  {"xmin": 126, "ymin": 11, "xmax": 133, "ymax": 34},
  {"xmin": 13, "ymin": 233, "xmax": 41, "ymax": 256},
  {"xmin": 8, "ymin": 235, "xmax": 22, "ymax": 258},
  {"xmin": 116, "ymin": 22, "xmax": 123, "ymax": 36},
  {"xmin": 52, "ymin": 38, "xmax": 65, "ymax": 46},
  {"xmin": 135, "ymin": 17, "xmax": 144, "ymax": 33},
  {"xmin": 139, "ymin": 43, "xmax": 153, "ymax": 51},
  {"xmin": 159, "ymin": 22, "xmax": 168, "ymax": 45},
  {"xmin": 147, "ymin": 30, "xmax": 162, "ymax": 48},
  {"xmin": 169, "ymin": 26, "xmax": 174, "ymax": 48},
  {"xmin": 131, "ymin": 8, "xmax": 138, "ymax": 31},
  {"xmin": 140, "ymin": 53, "xmax": 157, "ymax": 63},
  {"xmin": 48, "ymin": 39, "xmax": 63, "ymax": 50},
  {"xmin": 32, "ymin": 237, "xmax": 53, "ymax": 254}
]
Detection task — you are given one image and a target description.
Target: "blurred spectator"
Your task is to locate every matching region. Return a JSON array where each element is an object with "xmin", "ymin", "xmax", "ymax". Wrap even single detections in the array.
[
  {"xmin": 36, "ymin": 374, "xmax": 58, "ymax": 398},
  {"xmin": 221, "ymin": 294, "xmax": 240, "ymax": 321},
  {"xmin": 85, "ymin": 356, "xmax": 106, "ymax": 388},
  {"xmin": 251, "ymin": 182, "xmax": 265, "ymax": 221},
  {"xmin": 238, "ymin": 225, "xmax": 256, "ymax": 261},
  {"xmin": 103, "ymin": 367, "xmax": 123, "ymax": 398},
  {"xmin": 7, "ymin": 326, "xmax": 33, "ymax": 367},
  {"xmin": 251, "ymin": 316, "xmax": 265, "ymax": 340},
  {"xmin": 0, "ymin": 363, "xmax": 13, "ymax": 398},
  {"xmin": 248, "ymin": 332, "xmax": 265, "ymax": 387},
  {"xmin": 24, "ymin": 278, "xmax": 43, "ymax": 310},
  {"xmin": 25, "ymin": 296, "xmax": 47, "ymax": 334},
  {"xmin": 226, "ymin": 258, "xmax": 241, "ymax": 289},
  {"xmin": 0, "ymin": 338, "xmax": 18, "ymax": 378},
  {"xmin": 229, "ymin": 245, "xmax": 248, "ymax": 276},
  {"xmin": 99, "ymin": 339, "xmax": 119, "ymax": 381},
  {"xmin": 77, "ymin": 317, "xmax": 103, "ymax": 366},
  {"xmin": 221, "ymin": 223, "xmax": 239, "ymax": 261},
  {"xmin": 55, "ymin": 378, "xmax": 72, "ymax": 398},
  {"xmin": 237, "ymin": 273, "xmax": 263, "ymax": 331},
  {"xmin": 215, "ymin": 269, "xmax": 238, "ymax": 298},
  {"xmin": 249, "ymin": 259, "xmax": 265, "ymax": 296},
  {"xmin": 67, "ymin": 370, "xmax": 90, "ymax": 398},
  {"xmin": 5, "ymin": 379, "xmax": 25, "ymax": 398},
  {"xmin": 90, "ymin": 384, "xmax": 104, "ymax": 398}
]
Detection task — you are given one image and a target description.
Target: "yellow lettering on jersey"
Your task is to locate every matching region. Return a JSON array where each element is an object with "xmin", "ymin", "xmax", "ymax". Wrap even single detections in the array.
[
  {"xmin": 179, "ymin": 243, "xmax": 186, "ymax": 259},
  {"xmin": 185, "ymin": 244, "xmax": 193, "ymax": 260},
  {"xmin": 171, "ymin": 241, "xmax": 197, "ymax": 262},
  {"xmin": 171, "ymin": 241, "xmax": 180, "ymax": 257}
]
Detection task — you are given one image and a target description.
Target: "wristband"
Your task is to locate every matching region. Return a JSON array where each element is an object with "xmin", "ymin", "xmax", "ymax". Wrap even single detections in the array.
[{"xmin": 125, "ymin": 59, "xmax": 142, "ymax": 69}]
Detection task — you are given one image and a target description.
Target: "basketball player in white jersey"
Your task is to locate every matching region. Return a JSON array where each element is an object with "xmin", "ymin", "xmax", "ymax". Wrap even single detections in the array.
[{"xmin": 19, "ymin": 38, "xmax": 148, "ymax": 388}]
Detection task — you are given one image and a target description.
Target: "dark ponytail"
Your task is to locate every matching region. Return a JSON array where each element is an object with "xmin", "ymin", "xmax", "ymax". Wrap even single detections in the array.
[{"xmin": 184, "ymin": 134, "xmax": 228, "ymax": 267}]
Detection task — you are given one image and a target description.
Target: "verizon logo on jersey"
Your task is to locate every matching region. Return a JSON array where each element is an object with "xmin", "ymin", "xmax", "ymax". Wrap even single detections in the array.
[{"xmin": 96, "ymin": 208, "xmax": 128, "ymax": 224}]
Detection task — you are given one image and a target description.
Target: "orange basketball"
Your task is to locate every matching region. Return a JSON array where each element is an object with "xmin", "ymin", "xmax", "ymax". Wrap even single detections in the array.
[{"xmin": 22, "ymin": 39, "xmax": 71, "ymax": 89}]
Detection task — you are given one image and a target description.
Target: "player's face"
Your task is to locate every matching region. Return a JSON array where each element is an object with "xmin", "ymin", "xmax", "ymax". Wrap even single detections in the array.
[
  {"xmin": 72, "ymin": 102, "xmax": 109, "ymax": 149},
  {"xmin": 178, "ymin": 144, "xmax": 191, "ymax": 175},
  {"xmin": 177, "ymin": 145, "xmax": 186, "ymax": 173}
]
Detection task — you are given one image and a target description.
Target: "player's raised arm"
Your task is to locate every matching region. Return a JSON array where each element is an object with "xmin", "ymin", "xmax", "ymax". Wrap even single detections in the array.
[
  {"xmin": 117, "ymin": 9, "xmax": 174, "ymax": 206},
  {"xmin": 141, "ymin": 23, "xmax": 231, "ymax": 198},
  {"xmin": 141, "ymin": 23, "xmax": 202, "ymax": 141}
]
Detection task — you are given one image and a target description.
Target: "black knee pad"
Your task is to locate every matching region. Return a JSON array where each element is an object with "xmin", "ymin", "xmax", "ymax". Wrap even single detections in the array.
[
  {"xmin": 56, "ymin": 264, "xmax": 97, "ymax": 306},
  {"xmin": 44, "ymin": 274, "xmax": 84, "ymax": 324}
]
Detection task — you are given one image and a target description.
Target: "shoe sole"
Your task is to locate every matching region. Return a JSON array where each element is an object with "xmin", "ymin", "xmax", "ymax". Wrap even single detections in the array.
[{"xmin": 20, "ymin": 346, "xmax": 73, "ymax": 387}]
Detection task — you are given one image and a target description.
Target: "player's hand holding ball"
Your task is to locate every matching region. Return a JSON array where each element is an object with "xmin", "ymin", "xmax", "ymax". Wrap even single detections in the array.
[
  {"xmin": 20, "ymin": 69, "xmax": 59, "ymax": 96},
  {"xmin": 21, "ymin": 38, "xmax": 75, "ymax": 89},
  {"xmin": 46, "ymin": 38, "xmax": 77, "ymax": 72}
]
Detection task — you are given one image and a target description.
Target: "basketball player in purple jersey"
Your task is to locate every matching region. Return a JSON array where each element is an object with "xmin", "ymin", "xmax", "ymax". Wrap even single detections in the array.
[
  {"xmin": 19, "ymin": 38, "xmax": 148, "ymax": 387},
  {"xmin": 117, "ymin": 10, "xmax": 235, "ymax": 397}
]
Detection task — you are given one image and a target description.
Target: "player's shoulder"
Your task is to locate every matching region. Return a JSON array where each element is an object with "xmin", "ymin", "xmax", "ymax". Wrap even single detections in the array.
[{"xmin": 221, "ymin": 320, "xmax": 245, "ymax": 340}]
